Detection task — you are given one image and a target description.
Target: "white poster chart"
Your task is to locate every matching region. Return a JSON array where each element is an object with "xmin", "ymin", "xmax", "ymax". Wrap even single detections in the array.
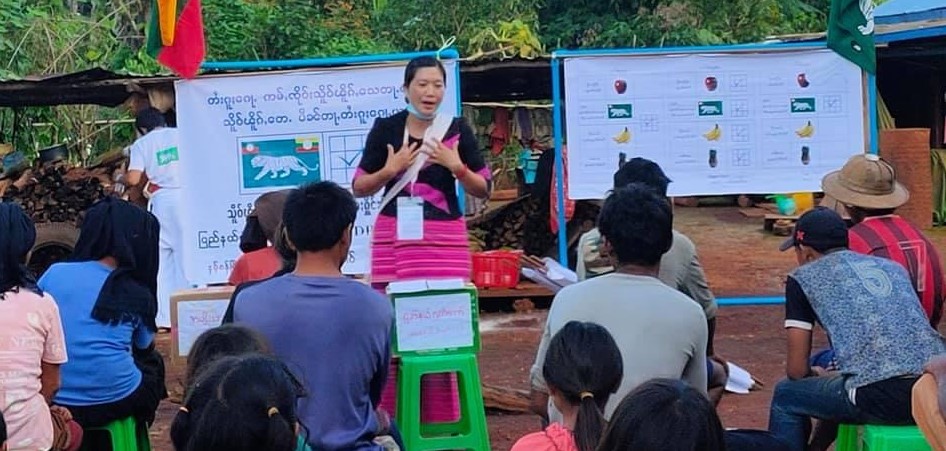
[
  {"xmin": 562, "ymin": 49, "xmax": 867, "ymax": 199},
  {"xmin": 394, "ymin": 291, "xmax": 475, "ymax": 353},
  {"xmin": 169, "ymin": 286, "xmax": 234, "ymax": 360},
  {"xmin": 174, "ymin": 61, "xmax": 460, "ymax": 286}
]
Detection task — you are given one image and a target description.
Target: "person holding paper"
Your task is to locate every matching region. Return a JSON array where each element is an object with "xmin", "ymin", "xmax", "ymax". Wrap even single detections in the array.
[
  {"xmin": 352, "ymin": 56, "xmax": 491, "ymax": 424},
  {"xmin": 769, "ymin": 207, "xmax": 946, "ymax": 451},
  {"xmin": 530, "ymin": 184, "xmax": 708, "ymax": 424}
]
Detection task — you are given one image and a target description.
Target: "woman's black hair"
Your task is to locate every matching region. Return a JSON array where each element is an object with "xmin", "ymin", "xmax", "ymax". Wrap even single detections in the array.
[
  {"xmin": 543, "ymin": 321, "xmax": 623, "ymax": 451},
  {"xmin": 184, "ymin": 325, "xmax": 270, "ymax": 389},
  {"xmin": 0, "ymin": 407, "xmax": 7, "ymax": 448},
  {"xmin": 403, "ymin": 56, "xmax": 446, "ymax": 87},
  {"xmin": 272, "ymin": 224, "xmax": 296, "ymax": 272},
  {"xmin": 70, "ymin": 197, "xmax": 160, "ymax": 331},
  {"xmin": 171, "ymin": 354, "xmax": 308, "ymax": 451},
  {"xmin": 596, "ymin": 379, "xmax": 726, "ymax": 451},
  {"xmin": 0, "ymin": 203, "xmax": 39, "ymax": 298}
]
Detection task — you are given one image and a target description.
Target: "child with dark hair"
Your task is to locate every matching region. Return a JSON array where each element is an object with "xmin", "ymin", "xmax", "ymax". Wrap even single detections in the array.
[
  {"xmin": 184, "ymin": 324, "xmax": 269, "ymax": 388},
  {"xmin": 513, "ymin": 321, "xmax": 622, "ymax": 451},
  {"xmin": 530, "ymin": 184, "xmax": 707, "ymax": 423},
  {"xmin": 0, "ymin": 203, "xmax": 82, "ymax": 451},
  {"xmin": 234, "ymin": 181, "xmax": 394, "ymax": 450},
  {"xmin": 171, "ymin": 354, "xmax": 307, "ymax": 451},
  {"xmin": 38, "ymin": 197, "xmax": 168, "ymax": 429},
  {"xmin": 231, "ymin": 190, "xmax": 291, "ymax": 285},
  {"xmin": 222, "ymin": 224, "xmax": 295, "ymax": 324},
  {"xmin": 597, "ymin": 378, "xmax": 726, "ymax": 451}
]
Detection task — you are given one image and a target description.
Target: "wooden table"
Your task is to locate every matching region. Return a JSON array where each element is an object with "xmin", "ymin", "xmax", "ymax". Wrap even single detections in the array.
[{"xmin": 477, "ymin": 282, "xmax": 554, "ymax": 299}]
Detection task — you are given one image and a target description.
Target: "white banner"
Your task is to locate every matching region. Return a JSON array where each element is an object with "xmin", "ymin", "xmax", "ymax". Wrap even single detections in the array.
[
  {"xmin": 175, "ymin": 61, "xmax": 460, "ymax": 286},
  {"xmin": 563, "ymin": 49, "xmax": 866, "ymax": 199}
]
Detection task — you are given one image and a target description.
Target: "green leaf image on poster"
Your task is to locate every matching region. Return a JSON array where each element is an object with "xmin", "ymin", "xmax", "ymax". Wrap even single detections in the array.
[{"xmin": 240, "ymin": 135, "xmax": 321, "ymax": 190}]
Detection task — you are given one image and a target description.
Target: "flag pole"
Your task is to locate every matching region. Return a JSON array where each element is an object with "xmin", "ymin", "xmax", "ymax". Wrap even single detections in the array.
[{"xmin": 867, "ymin": 73, "xmax": 879, "ymax": 155}]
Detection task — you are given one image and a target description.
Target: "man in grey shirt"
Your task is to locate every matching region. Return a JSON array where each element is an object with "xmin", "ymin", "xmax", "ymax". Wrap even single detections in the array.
[
  {"xmin": 576, "ymin": 158, "xmax": 718, "ymax": 354},
  {"xmin": 530, "ymin": 184, "xmax": 708, "ymax": 422}
]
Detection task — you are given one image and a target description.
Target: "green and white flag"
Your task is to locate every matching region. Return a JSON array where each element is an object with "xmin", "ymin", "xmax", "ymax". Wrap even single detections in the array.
[{"xmin": 827, "ymin": 0, "xmax": 876, "ymax": 73}]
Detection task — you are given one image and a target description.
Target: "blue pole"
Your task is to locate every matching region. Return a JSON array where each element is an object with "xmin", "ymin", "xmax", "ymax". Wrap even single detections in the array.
[
  {"xmin": 551, "ymin": 58, "xmax": 568, "ymax": 266},
  {"xmin": 717, "ymin": 296, "xmax": 784, "ymax": 307},
  {"xmin": 202, "ymin": 49, "xmax": 461, "ymax": 71},
  {"xmin": 867, "ymin": 73, "xmax": 879, "ymax": 154},
  {"xmin": 453, "ymin": 59, "xmax": 466, "ymax": 214}
]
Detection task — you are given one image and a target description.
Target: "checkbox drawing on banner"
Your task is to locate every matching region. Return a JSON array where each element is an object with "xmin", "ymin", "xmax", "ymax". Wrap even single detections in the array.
[{"xmin": 328, "ymin": 133, "xmax": 367, "ymax": 186}]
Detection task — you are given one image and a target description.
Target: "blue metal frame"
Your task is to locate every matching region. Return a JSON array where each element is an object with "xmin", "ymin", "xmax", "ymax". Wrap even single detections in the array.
[
  {"xmin": 876, "ymin": 25, "xmax": 946, "ymax": 44},
  {"xmin": 201, "ymin": 49, "xmax": 461, "ymax": 71},
  {"xmin": 551, "ymin": 42, "xmax": 876, "ymax": 306}
]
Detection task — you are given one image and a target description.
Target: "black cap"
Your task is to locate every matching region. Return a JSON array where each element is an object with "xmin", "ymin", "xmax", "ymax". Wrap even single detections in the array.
[{"xmin": 778, "ymin": 206, "xmax": 849, "ymax": 253}]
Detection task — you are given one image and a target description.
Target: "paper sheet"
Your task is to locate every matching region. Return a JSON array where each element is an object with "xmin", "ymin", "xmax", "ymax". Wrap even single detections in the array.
[
  {"xmin": 394, "ymin": 292, "xmax": 474, "ymax": 352},
  {"xmin": 725, "ymin": 362, "xmax": 755, "ymax": 394}
]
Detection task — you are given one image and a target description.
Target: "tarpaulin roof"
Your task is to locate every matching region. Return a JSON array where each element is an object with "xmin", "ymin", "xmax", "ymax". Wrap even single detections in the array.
[
  {"xmin": 876, "ymin": 0, "xmax": 946, "ymax": 25},
  {"xmin": 0, "ymin": 68, "xmax": 176, "ymax": 108}
]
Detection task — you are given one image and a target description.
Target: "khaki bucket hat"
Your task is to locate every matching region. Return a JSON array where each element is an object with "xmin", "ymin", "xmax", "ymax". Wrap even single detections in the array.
[{"xmin": 821, "ymin": 154, "xmax": 910, "ymax": 210}]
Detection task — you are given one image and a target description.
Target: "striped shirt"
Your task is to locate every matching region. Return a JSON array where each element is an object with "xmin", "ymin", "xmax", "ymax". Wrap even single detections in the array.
[{"xmin": 848, "ymin": 215, "xmax": 945, "ymax": 326}]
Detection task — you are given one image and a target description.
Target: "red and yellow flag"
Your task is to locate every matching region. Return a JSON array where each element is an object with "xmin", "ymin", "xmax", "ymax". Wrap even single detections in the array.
[{"xmin": 146, "ymin": 0, "xmax": 206, "ymax": 78}]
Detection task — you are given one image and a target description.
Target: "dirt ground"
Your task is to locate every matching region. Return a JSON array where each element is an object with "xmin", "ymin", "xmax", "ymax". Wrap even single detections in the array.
[{"xmin": 145, "ymin": 206, "xmax": 946, "ymax": 450}]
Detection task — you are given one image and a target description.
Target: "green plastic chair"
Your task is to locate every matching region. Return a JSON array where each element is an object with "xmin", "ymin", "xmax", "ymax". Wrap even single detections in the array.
[
  {"xmin": 396, "ymin": 353, "xmax": 491, "ymax": 451},
  {"xmin": 81, "ymin": 416, "xmax": 151, "ymax": 451},
  {"xmin": 836, "ymin": 423, "xmax": 932, "ymax": 451}
]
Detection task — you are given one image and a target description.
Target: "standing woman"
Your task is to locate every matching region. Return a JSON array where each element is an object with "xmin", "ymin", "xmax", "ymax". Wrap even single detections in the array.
[{"xmin": 353, "ymin": 56, "xmax": 491, "ymax": 423}]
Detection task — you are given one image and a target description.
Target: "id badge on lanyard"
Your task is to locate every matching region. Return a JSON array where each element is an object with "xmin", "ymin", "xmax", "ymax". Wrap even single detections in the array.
[{"xmin": 397, "ymin": 125, "xmax": 424, "ymax": 241}]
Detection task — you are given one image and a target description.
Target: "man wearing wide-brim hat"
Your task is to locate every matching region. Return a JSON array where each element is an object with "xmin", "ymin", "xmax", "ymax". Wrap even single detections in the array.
[{"xmin": 822, "ymin": 153, "xmax": 945, "ymax": 327}]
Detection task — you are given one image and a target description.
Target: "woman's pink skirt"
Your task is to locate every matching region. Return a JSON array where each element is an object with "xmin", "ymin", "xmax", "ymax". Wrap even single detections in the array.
[{"xmin": 372, "ymin": 215, "xmax": 470, "ymax": 423}]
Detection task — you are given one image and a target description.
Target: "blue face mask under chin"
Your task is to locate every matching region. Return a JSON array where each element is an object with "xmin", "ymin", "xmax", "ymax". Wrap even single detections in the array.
[{"xmin": 406, "ymin": 103, "xmax": 438, "ymax": 121}]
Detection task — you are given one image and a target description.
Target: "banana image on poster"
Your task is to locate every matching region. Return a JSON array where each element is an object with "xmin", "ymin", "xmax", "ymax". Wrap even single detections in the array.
[
  {"xmin": 796, "ymin": 121, "xmax": 814, "ymax": 138},
  {"xmin": 703, "ymin": 124, "xmax": 721, "ymax": 141},
  {"xmin": 613, "ymin": 127, "xmax": 631, "ymax": 144}
]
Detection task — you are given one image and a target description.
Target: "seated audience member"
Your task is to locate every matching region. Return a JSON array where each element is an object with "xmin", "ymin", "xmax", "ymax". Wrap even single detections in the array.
[
  {"xmin": 596, "ymin": 378, "xmax": 725, "ymax": 451},
  {"xmin": 183, "ymin": 324, "xmax": 269, "ymax": 389},
  {"xmin": 769, "ymin": 207, "xmax": 946, "ymax": 451},
  {"xmin": 512, "ymin": 321, "xmax": 622, "ymax": 451},
  {"xmin": 1, "ymin": 409, "xmax": 6, "ymax": 451},
  {"xmin": 38, "ymin": 197, "xmax": 168, "ymax": 429},
  {"xmin": 234, "ymin": 181, "xmax": 394, "ymax": 450},
  {"xmin": 230, "ymin": 190, "xmax": 291, "ymax": 286},
  {"xmin": 0, "ymin": 204, "xmax": 81, "ymax": 451},
  {"xmin": 171, "ymin": 354, "xmax": 307, "ymax": 451},
  {"xmin": 530, "ymin": 184, "xmax": 708, "ymax": 423},
  {"xmin": 222, "ymin": 225, "xmax": 295, "ymax": 324},
  {"xmin": 823, "ymin": 154, "xmax": 945, "ymax": 327},
  {"xmin": 576, "ymin": 158, "xmax": 718, "ymax": 355},
  {"xmin": 914, "ymin": 355, "xmax": 946, "ymax": 451}
]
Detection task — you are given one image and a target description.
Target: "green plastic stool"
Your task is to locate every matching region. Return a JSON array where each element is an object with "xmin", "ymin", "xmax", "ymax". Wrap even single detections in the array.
[
  {"xmin": 396, "ymin": 353, "xmax": 491, "ymax": 451},
  {"xmin": 836, "ymin": 424, "xmax": 932, "ymax": 451},
  {"xmin": 82, "ymin": 416, "xmax": 151, "ymax": 451}
]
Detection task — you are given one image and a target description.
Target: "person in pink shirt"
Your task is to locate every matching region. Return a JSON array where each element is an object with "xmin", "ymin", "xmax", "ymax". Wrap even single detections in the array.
[
  {"xmin": 512, "ymin": 321, "xmax": 623, "ymax": 451},
  {"xmin": 0, "ymin": 203, "xmax": 80, "ymax": 451}
]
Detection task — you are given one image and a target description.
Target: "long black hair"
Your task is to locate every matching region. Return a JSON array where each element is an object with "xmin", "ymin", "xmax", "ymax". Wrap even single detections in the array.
[
  {"xmin": 543, "ymin": 321, "xmax": 623, "ymax": 451},
  {"xmin": 70, "ymin": 197, "xmax": 160, "ymax": 331},
  {"xmin": 0, "ymin": 203, "xmax": 38, "ymax": 298},
  {"xmin": 171, "ymin": 354, "xmax": 308, "ymax": 451},
  {"xmin": 184, "ymin": 324, "xmax": 270, "ymax": 389},
  {"xmin": 596, "ymin": 379, "xmax": 726, "ymax": 451}
]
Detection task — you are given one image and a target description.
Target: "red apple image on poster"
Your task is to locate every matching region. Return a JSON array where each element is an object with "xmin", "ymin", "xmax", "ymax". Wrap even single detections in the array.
[
  {"xmin": 614, "ymin": 79, "xmax": 627, "ymax": 94},
  {"xmin": 797, "ymin": 73, "xmax": 810, "ymax": 88},
  {"xmin": 704, "ymin": 76, "xmax": 718, "ymax": 92}
]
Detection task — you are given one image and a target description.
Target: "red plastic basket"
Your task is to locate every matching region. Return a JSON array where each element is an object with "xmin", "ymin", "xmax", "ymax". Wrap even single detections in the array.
[{"xmin": 472, "ymin": 250, "xmax": 523, "ymax": 289}]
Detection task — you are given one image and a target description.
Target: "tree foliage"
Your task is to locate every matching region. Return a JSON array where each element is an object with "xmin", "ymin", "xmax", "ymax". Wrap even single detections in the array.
[{"xmin": 0, "ymin": 0, "xmax": 854, "ymax": 157}]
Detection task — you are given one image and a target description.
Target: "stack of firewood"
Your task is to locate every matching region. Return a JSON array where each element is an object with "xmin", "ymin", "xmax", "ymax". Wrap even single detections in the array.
[{"xmin": 1, "ymin": 157, "xmax": 125, "ymax": 224}]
